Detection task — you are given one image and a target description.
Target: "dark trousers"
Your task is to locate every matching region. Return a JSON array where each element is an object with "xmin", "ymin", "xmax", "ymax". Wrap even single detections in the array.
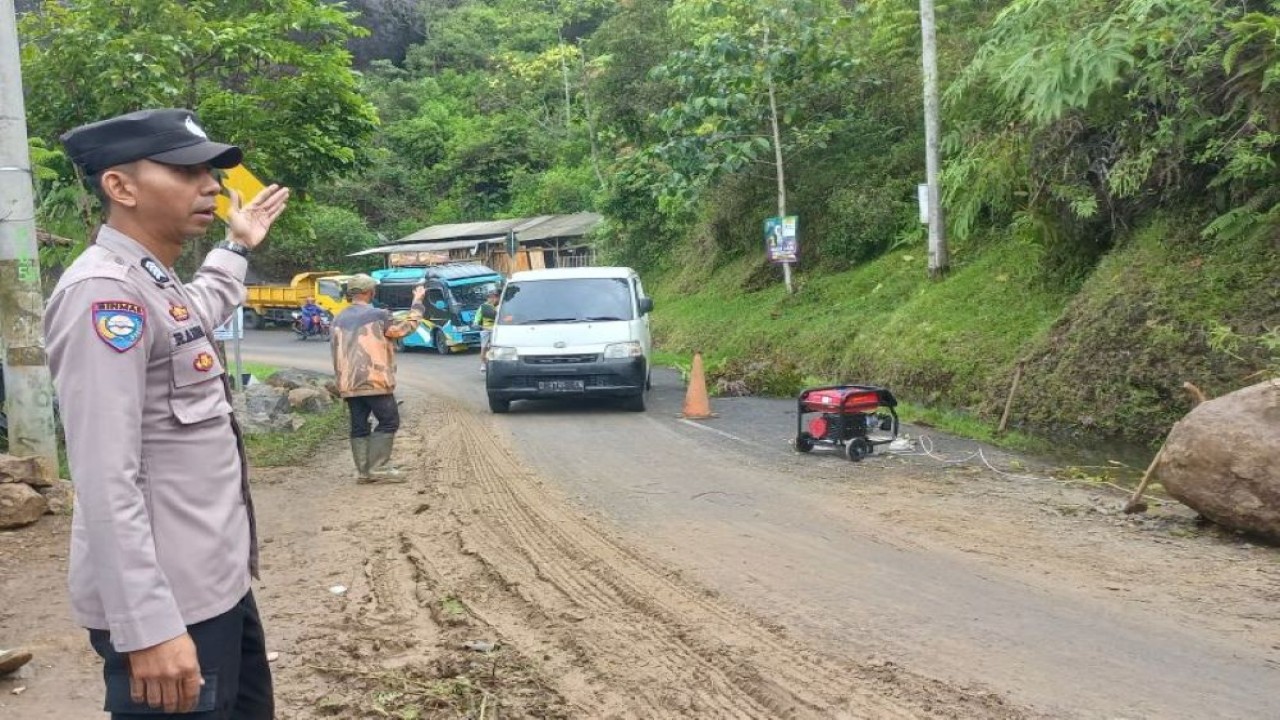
[
  {"xmin": 345, "ymin": 394, "xmax": 400, "ymax": 438},
  {"xmin": 89, "ymin": 592, "xmax": 273, "ymax": 720}
]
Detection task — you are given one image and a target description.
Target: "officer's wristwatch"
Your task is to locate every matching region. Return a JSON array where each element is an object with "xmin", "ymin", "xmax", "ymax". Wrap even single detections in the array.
[{"xmin": 216, "ymin": 240, "xmax": 252, "ymax": 257}]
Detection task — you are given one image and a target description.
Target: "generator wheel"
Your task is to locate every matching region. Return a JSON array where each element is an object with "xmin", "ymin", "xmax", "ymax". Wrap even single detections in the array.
[
  {"xmin": 795, "ymin": 433, "xmax": 815, "ymax": 453},
  {"xmin": 845, "ymin": 438, "xmax": 872, "ymax": 462}
]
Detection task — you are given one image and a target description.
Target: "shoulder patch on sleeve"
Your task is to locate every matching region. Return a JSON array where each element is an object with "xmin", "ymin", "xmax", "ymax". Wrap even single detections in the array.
[{"xmin": 91, "ymin": 301, "xmax": 147, "ymax": 352}]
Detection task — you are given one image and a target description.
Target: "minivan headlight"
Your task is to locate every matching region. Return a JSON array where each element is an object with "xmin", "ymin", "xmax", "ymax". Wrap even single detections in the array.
[
  {"xmin": 488, "ymin": 346, "xmax": 518, "ymax": 362},
  {"xmin": 603, "ymin": 341, "xmax": 643, "ymax": 359}
]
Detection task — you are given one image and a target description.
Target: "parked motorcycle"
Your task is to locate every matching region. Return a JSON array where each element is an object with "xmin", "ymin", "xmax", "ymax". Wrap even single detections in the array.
[{"xmin": 291, "ymin": 310, "xmax": 331, "ymax": 341}]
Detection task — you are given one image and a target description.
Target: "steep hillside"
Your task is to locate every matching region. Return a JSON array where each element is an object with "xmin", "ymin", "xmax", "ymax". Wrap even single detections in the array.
[{"xmin": 650, "ymin": 216, "xmax": 1278, "ymax": 443}]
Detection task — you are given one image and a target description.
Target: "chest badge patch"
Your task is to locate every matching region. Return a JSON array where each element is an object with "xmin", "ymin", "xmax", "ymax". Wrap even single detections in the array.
[
  {"xmin": 192, "ymin": 351, "xmax": 215, "ymax": 371},
  {"xmin": 193, "ymin": 352, "xmax": 216, "ymax": 372},
  {"xmin": 169, "ymin": 303, "xmax": 190, "ymax": 322},
  {"xmin": 140, "ymin": 258, "xmax": 171, "ymax": 287},
  {"xmin": 92, "ymin": 301, "xmax": 146, "ymax": 353}
]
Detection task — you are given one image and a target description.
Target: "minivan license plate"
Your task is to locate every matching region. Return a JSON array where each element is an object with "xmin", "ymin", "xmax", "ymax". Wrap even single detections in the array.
[{"xmin": 539, "ymin": 379, "xmax": 585, "ymax": 393}]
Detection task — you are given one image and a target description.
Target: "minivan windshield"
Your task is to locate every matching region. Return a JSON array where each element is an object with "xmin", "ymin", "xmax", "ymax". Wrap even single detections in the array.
[{"xmin": 500, "ymin": 278, "xmax": 634, "ymax": 324}]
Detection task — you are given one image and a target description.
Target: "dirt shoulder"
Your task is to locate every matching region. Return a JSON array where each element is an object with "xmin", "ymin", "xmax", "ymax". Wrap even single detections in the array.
[{"xmin": 0, "ymin": 394, "xmax": 1033, "ymax": 719}]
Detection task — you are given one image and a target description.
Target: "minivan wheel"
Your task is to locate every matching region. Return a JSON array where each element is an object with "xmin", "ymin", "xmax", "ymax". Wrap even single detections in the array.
[
  {"xmin": 621, "ymin": 392, "xmax": 646, "ymax": 412},
  {"xmin": 434, "ymin": 330, "xmax": 450, "ymax": 355},
  {"xmin": 488, "ymin": 395, "xmax": 510, "ymax": 413}
]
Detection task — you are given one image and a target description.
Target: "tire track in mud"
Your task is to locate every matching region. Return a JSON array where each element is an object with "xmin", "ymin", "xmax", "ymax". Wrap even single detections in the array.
[{"xmin": 414, "ymin": 397, "xmax": 1031, "ymax": 719}]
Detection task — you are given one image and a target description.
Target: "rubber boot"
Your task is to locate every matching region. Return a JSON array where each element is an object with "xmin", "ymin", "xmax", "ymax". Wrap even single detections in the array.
[
  {"xmin": 350, "ymin": 437, "xmax": 373, "ymax": 484},
  {"xmin": 367, "ymin": 432, "xmax": 406, "ymax": 482}
]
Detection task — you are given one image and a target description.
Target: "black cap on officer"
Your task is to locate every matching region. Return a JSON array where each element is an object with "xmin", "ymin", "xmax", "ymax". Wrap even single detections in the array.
[{"xmin": 60, "ymin": 109, "xmax": 243, "ymax": 176}]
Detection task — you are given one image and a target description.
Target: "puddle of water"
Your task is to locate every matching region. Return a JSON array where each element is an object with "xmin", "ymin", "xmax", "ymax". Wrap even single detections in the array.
[{"xmin": 1033, "ymin": 431, "xmax": 1161, "ymax": 489}]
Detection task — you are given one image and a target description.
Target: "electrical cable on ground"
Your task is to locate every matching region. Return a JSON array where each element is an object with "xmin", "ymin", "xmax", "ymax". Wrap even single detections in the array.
[{"xmin": 885, "ymin": 434, "xmax": 1137, "ymax": 496}]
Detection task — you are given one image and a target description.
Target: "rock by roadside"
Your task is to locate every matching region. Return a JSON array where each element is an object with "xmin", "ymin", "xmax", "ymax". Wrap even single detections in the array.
[
  {"xmin": 235, "ymin": 368, "xmax": 342, "ymax": 435},
  {"xmin": 1155, "ymin": 379, "xmax": 1280, "ymax": 542}
]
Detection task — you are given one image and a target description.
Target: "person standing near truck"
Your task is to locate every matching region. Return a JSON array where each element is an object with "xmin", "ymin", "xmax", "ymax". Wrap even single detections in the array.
[
  {"xmin": 477, "ymin": 288, "xmax": 499, "ymax": 373},
  {"xmin": 330, "ymin": 274, "xmax": 426, "ymax": 482}
]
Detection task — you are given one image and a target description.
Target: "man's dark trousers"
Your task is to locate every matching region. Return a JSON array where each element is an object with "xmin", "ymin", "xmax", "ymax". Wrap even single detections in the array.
[
  {"xmin": 346, "ymin": 393, "xmax": 400, "ymax": 437},
  {"xmin": 89, "ymin": 592, "xmax": 273, "ymax": 719}
]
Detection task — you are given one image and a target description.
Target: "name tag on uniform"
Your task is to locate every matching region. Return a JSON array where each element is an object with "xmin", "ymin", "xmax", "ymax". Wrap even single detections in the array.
[{"xmin": 172, "ymin": 325, "xmax": 207, "ymax": 347}]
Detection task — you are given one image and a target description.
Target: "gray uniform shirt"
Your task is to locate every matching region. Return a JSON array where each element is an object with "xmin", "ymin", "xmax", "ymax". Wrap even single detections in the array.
[{"xmin": 44, "ymin": 226, "xmax": 257, "ymax": 653}]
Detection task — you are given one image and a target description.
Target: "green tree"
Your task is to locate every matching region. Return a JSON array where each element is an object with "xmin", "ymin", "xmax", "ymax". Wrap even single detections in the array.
[
  {"xmin": 636, "ymin": 0, "xmax": 855, "ymax": 222},
  {"xmin": 945, "ymin": 0, "xmax": 1280, "ymax": 276},
  {"xmin": 245, "ymin": 202, "xmax": 381, "ymax": 280},
  {"xmin": 19, "ymin": 0, "xmax": 378, "ymax": 193}
]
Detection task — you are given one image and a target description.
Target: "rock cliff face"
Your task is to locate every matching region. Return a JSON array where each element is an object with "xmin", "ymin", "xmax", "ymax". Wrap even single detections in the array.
[
  {"xmin": 14, "ymin": 0, "xmax": 423, "ymax": 67},
  {"xmin": 339, "ymin": 0, "xmax": 424, "ymax": 67}
]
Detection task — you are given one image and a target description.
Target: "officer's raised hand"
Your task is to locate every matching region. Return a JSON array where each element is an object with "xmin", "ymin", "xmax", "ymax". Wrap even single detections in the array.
[{"xmin": 227, "ymin": 184, "xmax": 290, "ymax": 249}]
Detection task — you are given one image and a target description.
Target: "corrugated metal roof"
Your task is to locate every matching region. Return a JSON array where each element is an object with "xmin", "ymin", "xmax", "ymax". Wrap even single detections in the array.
[
  {"xmin": 390, "ymin": 213, "xmax": 602, "ymax": 245},
  {"xmin": 394, "ymin": 219, "xmax": 529, "ymax": 243},
  {"xmin": 348, "ymin": 237, "xmax": 503, "ymax": 257},
  {"xmin": 513, "ymin": 213, "xmax": 603, "ymax": 242}
]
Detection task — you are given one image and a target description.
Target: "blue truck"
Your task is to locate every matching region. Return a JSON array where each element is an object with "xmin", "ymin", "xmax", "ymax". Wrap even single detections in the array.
[{"xmin": 372, "ymin": 263, "xmax": 504, "ymax": 353}]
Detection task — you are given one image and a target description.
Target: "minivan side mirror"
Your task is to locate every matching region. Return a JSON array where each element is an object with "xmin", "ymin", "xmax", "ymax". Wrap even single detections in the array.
[{"xmin": 638, "ymin": 297, "xmax": 654, "ymax": 315}]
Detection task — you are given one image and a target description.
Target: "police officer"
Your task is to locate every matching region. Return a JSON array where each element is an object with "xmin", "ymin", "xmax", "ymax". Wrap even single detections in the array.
[{"xmin": 45, "ymin": 109, "xmax": 289, "ymax": 718}]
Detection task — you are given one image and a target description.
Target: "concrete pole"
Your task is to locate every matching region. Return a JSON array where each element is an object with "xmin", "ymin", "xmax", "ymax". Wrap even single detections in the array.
[
  {"xmin": 0, "ymin": 0, "xmax": 58, "ymax": 465},
  {"xmin": 920, "ymin": 0, "xmax": 949, "ymax": 278}
]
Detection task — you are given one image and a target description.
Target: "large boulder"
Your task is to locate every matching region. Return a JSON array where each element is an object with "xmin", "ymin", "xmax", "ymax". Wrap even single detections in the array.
[
  {"xmin": 0, "ymin": 454, "xmax": 55, "ymax": 488},
  {"xmin": 1154, "ymin": 379, "xmax": 1280, "ymax": 541},
  {"xmin": 288, "ymin": 386, "xmax": 333, "ymax": 414},
  {"xmin": 0, "ymin": 483, "xmax": 48, "ymax": 529},
  {"xmin": 266, "ymin": 368, "xmax": 339, "ymax": 398}
]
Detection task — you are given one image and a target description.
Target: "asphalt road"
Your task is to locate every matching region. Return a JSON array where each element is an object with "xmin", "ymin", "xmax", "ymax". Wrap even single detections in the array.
[{"xmin": 241, "ymin": 327, "xmax": 1280, "ymax": 719}]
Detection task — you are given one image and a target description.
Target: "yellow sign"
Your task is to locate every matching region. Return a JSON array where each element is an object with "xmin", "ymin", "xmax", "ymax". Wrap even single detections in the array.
[{"xmin": 214, "ymin": 164, "xmax": 268, "ymax": 222}]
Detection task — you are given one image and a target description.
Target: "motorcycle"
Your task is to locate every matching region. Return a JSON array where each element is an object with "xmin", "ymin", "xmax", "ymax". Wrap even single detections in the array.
[{"xmin": 291, "ymin": 310, "xmax": 331, "ymax": 341}]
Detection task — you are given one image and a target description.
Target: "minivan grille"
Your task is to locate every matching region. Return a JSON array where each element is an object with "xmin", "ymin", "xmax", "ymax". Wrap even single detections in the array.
[{"xmin": 523, "ymin": 354, "xmax": 598, "ymax": 365}]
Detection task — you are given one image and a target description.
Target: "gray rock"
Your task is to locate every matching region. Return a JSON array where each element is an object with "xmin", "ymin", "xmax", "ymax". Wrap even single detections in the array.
[
  {"xmin": 241, "ymin": 410, "xmax": 295, "ymax": 435},
  {"xmin": 0, "ymin": 483, "xmax": 48, "ymax": 529},
  {"xmin": 243, "ymin": 384, "xmax": 291, "ymax": 417},
  {"xmin": 39, "ymin": 480, "xmax": 75, "ymax": 515},
  {"xmin": 233, "ymin": 385, "xmax": 295, "ymax": 435},
  {"xmin": 288, "ymin": 387, "xmax": 333, "ymax": 414},
  {"xmin": 0, "ymin": 454, "xmax": 55, "ymax": 488},
  {"xmin": 1155, "ymin": 379, "xmax": 1280, "ymax": 541},
  {"xmin": 267, "ymin": 368, "xmax": 336, "ymax": 393}
]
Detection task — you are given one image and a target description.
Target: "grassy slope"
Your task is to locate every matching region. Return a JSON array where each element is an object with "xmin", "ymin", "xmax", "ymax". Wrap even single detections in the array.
[
  {"xmin": 1015, "ymin": 218, "xmax": 1279, "ymax": 440},
  {"xmin": 649, "ymin": 216, "xmax": 1278, "ymax": 444}
]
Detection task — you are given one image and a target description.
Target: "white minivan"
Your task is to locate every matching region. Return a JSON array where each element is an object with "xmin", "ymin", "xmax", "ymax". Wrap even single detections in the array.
[{"xmin": 484, "ymin": 267, "xmax": 653, "ymax": 413}]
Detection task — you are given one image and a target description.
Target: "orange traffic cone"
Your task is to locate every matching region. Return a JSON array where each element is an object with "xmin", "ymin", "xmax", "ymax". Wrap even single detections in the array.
[{"xmin": 680, "ymin": 352, "xmax": 716, "ymax": 419}]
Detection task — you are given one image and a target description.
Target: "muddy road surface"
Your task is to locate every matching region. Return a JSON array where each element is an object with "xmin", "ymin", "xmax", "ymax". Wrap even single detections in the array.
[{"xmin": 2, "ymin": 328, "xmax": 1277, "ymax": 719}]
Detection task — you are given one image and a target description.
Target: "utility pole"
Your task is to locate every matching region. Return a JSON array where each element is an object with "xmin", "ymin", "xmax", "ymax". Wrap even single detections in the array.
[
  {"xmin": 763, "ymin": 24, "xmax": 793, "ymax": 295},
  {"xmin": 0, "ymin": 0, "xmax": 59, "ymax": 466},
  {"xmin": 919, "ymin": 0, "xmax": 949, "ymax": 278}
]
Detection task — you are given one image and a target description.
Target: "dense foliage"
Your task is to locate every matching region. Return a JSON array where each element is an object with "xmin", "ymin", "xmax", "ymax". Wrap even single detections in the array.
[
  {"xmin": 19, "ymin": 0, "xmax": 378, "ymax": 276},
  {"xmin": 20, "ymin": 0, "xmax": 1279, "ymax": 437}
]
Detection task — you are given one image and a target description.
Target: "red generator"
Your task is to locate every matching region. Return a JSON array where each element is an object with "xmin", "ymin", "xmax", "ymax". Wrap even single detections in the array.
[{"xmin": 795, "ymin": 384, "xmax": 899, "ymax": 461}]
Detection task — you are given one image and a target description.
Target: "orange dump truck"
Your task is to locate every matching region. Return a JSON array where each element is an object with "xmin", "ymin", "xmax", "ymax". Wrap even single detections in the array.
[{"xmin": 244, "ymin": 271, "xmax": 339, "ymax": 329}]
